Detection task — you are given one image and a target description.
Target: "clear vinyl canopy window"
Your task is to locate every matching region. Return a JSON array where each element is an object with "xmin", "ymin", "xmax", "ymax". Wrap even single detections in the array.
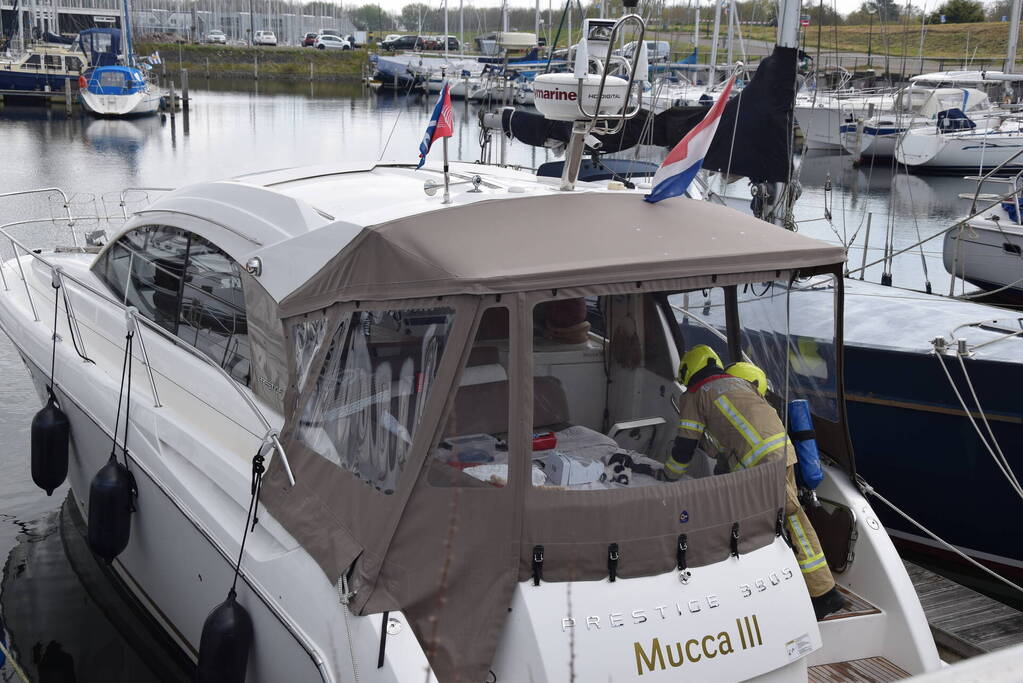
[{"xmin": 295, "ymin": 307, "xmax": 456, "ymax": 494}]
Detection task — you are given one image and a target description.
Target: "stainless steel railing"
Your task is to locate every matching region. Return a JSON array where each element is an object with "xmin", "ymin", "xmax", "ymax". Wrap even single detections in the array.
[{"xmin": 0, "ymin": 189, "xmax": 296, "ymax": 485}]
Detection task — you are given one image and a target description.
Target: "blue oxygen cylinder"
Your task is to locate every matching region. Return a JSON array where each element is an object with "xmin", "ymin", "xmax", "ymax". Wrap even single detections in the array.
[{"xmin": 788, "ymin": 399, "xmax": 824, "ymax": 489}]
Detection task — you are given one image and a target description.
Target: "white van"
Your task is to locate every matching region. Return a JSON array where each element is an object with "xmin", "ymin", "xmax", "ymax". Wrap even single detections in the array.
[{"xmin": 621, "ymin": 40, "xmax": 671, "ymax": 62}]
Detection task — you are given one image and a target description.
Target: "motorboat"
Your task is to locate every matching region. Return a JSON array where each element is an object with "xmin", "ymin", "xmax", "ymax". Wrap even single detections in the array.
[
  {"xmin": 0, "ymin": 164, "xmax": 943, "ymax": 683},
  {"xmin": 81, "ymin": 65, "xmax": 161, "ymax": 117},
  {"xmin": 0, "ymin": 12, "xmax": 942, "ymax": 681},
  {"xmin": 840, "ymin": 87, "xmax": 993, "ymax": 160},
  {"xmin": 896, "ymin": 114, "xmax": 1023, "ymax": 173},
  {"xmin": 0, "ymin": 42, "xmax": 89, "ymax": 94}
]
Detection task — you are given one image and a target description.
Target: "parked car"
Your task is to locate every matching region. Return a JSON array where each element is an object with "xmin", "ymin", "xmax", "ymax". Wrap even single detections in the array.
[
  {"xmin": 253, "ymin": 30, "xmax": 277, "ymax": 46},
  {"xmin": 205, "ymin": 30, "xmax": 227, "ymax": 44},
  {"xmin": 302, "ymin": 32, "xmax": 319, "ymax": 47},
  {"xmin": 381, "ymin": 35, "xmax": 421, "ymax": 51},
  {"xmin": 619, "ymin": 40, "xmax": 671, "ymax": 63},
  {"xmin": 315, "ymin": 34, "xmax": 351, "ymax": 50}
]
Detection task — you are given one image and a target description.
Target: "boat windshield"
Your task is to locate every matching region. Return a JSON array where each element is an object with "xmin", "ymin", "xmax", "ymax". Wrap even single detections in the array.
[{"xmin": 424, "ymin": 278, "xmax": 838, "ymax": 492}]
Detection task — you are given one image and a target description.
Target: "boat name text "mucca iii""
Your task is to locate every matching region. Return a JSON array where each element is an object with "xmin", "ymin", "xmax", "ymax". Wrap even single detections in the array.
[{"xmin": 633, "ymin": 614, "xmax": 764, "ymax": 676}]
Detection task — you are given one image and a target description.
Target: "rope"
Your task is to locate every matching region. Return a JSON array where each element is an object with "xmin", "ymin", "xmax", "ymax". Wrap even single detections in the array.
[
  {"xmin": 932, "ymin": 351, "xmax": 1023, "ymax": 501},
  {"xmin": 229, "ymin": 445, "xmax": 267, "ymax": 595},
  {"xmin": 847, "ymin": 181, "xmax": 1023, "ymax": 277},
  {"xmin": 859, "ymin": 479, "xmax": 1023, "ymax": 597},
  {"xmin": 48, "ymin": 277, "xmax": 59, "ymax": 395},
  {"xmin": 954, "ymin": 351, "xmax": 1023, "ymax": 494},
  {"xmin": 0, "ymin": 635, "xmax": 31, "ymax": 683}
]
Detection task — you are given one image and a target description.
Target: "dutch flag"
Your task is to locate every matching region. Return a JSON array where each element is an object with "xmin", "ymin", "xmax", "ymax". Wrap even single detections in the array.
[
  {"xmin": 645, "ymin": 75, "xmax": 736, "ymax": 203},
  {"xmin": 417, "ymin": 81, "xmax": 454, "ymax": 169}
]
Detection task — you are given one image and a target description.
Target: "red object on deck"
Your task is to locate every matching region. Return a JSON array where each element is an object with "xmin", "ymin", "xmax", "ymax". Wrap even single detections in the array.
[{"xmin": 532, "ymin": 432, "xmax": 557, "ymax": 451}]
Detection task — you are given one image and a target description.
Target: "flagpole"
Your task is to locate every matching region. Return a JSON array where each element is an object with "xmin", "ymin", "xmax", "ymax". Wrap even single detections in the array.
[{"xmin": 442, "ymin": 136, "xmax": 451, "ymax": 204}]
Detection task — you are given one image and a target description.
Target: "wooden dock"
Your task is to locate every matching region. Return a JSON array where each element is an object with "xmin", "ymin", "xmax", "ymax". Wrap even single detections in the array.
[
  {"xmin": 905, "ymin": 561, "xmax": 1023, "ymax": 659},
  {"xmin": 0, "ymin": 87, "xmax": 80, "ymax": 115}
]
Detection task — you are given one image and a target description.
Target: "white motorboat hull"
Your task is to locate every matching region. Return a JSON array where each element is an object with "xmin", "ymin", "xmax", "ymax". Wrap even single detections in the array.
[
  {"xmin": 943, "ymin": 218, "xmax": 1023, "ymax": 294},
  {"xmin": 81, "ymin": 86, "xmax": 161, "ymax": 117},
  {"xmin": 840, "ymin": 121, "xmax": 904, "ymax": 158}
]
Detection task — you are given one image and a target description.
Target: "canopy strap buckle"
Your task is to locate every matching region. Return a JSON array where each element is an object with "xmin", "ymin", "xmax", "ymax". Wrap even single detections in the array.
[
  {"xmin": 730, "ymin": 522, "xmax": 740, "ymax": 558},
  {"xmin": 532, "ymin": 545, "xmax": 544, "ymax": 586},
  {"xmin": 776, "ymin": 508, "xmax": 793, "ymax": 548},
  {"xmin": 677, "ymin": 534, "xmax": 688, "ymax": 571},
  {"xmin": 608, "ymin": 543, "xmax": 620, "ymax": 583}
]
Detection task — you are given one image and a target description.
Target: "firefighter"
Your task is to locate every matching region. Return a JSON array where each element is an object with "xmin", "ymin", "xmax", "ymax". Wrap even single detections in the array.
[{"xmin": 665, "ymin": 345, "xmax": 846, "ymax": 620}]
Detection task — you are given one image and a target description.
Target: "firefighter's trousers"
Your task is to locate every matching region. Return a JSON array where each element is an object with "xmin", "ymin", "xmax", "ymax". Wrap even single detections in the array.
[{"xmin": 784, "ymin": 466, "xmax": 835, "ymax": 598}]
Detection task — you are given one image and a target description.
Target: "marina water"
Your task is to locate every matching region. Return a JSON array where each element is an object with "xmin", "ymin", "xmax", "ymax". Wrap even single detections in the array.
[{"xmin": 0, "ymin": 78, "xmax": 1005, "ymax": 679}]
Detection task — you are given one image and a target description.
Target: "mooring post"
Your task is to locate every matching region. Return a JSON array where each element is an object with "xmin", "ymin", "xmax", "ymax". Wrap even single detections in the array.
[
  {"xmin": 181, "ymin": 68, "xmax": 189, "ymax": 111},
  {"xmin": 310, "ymin": 61, "xmax": 314, "ymax": 81},
  {"xmin": 64, "ymin": 78, "xmax": 72, "ymax": 117},
  {"xmin": 254, "ymin": 54, "xmax": 259, "ymax": 80},
  {"xmin": 859, "ymin": 212, "xmax": 872, "ymax": 281},
  {"xmin": 169, "ymin": 79, "xmax": 176, "ymax": 118},
  {"xmin": 206, "ymin": 56, "xmax": 210, "ymax": 78}
]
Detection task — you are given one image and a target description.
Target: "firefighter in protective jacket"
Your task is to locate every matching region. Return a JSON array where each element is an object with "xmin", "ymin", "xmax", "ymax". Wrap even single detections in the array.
[{"xmin": 665, "ymin": 345, "xmax": 846, "ymax": 620}]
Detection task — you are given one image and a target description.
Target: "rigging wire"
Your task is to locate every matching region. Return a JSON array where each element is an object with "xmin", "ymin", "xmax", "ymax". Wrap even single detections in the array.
[{"xmin": 860, "ymin": 480, "xmax": 1023, "ymax": 597}]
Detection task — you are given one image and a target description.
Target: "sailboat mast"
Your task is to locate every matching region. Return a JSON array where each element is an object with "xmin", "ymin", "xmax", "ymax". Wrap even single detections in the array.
[
  {"xmin": 502, "ymin": 0, "xmax": 508, "ymax": 32},
  {"xmin": 121, "ymin": 0, "xmax": 134, "ymax": 65},
  {"xmin": 444, "ymin": 0, "xmax": 448, "ymax": 59},
  {"xmin": 776, "ymin": 0, "xmax": 800, "ymax": 48},
  {"xmin": 693, "ymin": 3, "xmax": 700, "ymax": 52},
  {"xmin": 709, "ymin": 0, "xmax": 722, "ymax": 85},
  {"xmin": 459, "ymin": 0, "xmax": 464, "ymax": 57},
  {"xmin": 1007, "ymin": 0, "xmax": 1021, "ymax": 74}
]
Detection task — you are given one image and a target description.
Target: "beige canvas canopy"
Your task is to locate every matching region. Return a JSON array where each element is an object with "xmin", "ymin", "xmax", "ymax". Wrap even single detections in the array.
[
  {"xmin": 262, "ymin": 192, "xmax": 849, "ymax": 682},
  {"xmin": 279, "ymin": 193, "xmax": 846, "ymax": 316}
]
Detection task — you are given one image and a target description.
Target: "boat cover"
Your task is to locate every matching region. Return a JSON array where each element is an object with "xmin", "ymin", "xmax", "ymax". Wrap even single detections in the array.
[
  {"xmin": 261, "ymin": 192, "xmax": 847, "ymax": 682},
  {"xmin": 704, "ymin": 45, "xmax": 797, "ymax": 183}
]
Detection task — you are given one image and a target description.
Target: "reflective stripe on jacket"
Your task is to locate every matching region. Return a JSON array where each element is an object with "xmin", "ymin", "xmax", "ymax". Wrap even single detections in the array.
[{"xmin": 677, "ymin": 375, "xmax": 795, "ymax": 471}]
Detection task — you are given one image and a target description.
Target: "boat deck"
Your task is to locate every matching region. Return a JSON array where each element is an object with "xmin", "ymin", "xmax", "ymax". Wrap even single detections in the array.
[
  {"xmin": 905, "ymin": 561, "xmax": 1023, "ymax": 658},
  {"xmin": 808, "ymin": 656, "xmax": 909, "ymax": 682}
]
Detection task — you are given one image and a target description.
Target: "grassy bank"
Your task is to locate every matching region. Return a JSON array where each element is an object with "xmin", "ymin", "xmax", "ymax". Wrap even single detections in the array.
[
  {"xmin": 134, "ymin": 42, "xmax": 370, "ymax": 81},
  {"xmin": 741, "ymin": 21, "xmax": 1013, "ymax": 61}
]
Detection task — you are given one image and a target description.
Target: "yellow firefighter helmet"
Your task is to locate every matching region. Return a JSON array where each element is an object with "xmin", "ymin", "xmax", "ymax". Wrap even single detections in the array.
[
  {"xmin": 726, "ymin": 361, "xmax": 769, "ymax": 397},
  {"xmin": 678, "ymin": 345, "xmax": 722, "ymax": 386}
]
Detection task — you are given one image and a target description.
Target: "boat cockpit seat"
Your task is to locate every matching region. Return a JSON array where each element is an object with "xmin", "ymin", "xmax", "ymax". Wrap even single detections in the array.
[{"xmin": 444, "ymin": 376, "xmax": 570, "ymax": 437}]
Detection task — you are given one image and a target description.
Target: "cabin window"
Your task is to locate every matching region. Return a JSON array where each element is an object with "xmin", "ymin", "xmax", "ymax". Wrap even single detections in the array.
[
  {"xmin": 176, "ymin": 234, "xmax": 250, "ymax": 385},
  {"xmin": 295, "ymin": 307, "xmax": 456, "ymax": 494},
  {"xmin": 430, "ymin": 305, "xmax": 510, "ymax": 488},
  {"xmin": 44, "ymin": 55, "xmax": 62, "ymax": 70},
  {"xmin": 23, "ymin": 54, "xmax": 41, "ymax": 68},
  {"xmin": 65, "ymin": 56, "xmax": 83, "ymax": 72},
  {"xmin": 98, "ymin": 70, "xmax": 127, "ymax": 89},
  {"xmin": 92, "ymin": 225, "xmax": 252, "ymax": 384}
]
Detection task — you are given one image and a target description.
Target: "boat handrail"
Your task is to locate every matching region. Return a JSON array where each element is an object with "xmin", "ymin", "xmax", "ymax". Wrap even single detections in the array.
[
  {"xmin": 964, "ymin": 151, "xmax": 1023, "ymax": 238},
  {"xmin": 0, "ymin": 208, "xmax": 296, "ymax": 486},
  {"xmin": 576, "ymin": 13, "xmax": 646, "ymax": 135}
]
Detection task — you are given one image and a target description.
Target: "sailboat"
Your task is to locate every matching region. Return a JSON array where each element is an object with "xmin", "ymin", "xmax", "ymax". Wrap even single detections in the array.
[{"xmin": 80, "ymin": 0, "xmax": 160, "ymax": 116}]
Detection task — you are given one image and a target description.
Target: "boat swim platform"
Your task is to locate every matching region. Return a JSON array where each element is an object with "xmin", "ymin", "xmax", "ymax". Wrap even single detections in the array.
[{"xmin": 808, "ymin": 562, "xmax": 1023, "ymax": 681}]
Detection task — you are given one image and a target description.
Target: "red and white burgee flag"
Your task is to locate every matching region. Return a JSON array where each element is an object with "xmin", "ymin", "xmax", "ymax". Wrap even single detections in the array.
[{"xmin": 417, "ymin": 81, "xmax": 454, "ymax": 169}]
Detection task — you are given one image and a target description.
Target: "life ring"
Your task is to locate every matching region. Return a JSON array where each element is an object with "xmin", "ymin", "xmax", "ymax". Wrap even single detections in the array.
[{"xmin": 78, "ymin": 75, "xmax": 87, "ymax": 90}]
